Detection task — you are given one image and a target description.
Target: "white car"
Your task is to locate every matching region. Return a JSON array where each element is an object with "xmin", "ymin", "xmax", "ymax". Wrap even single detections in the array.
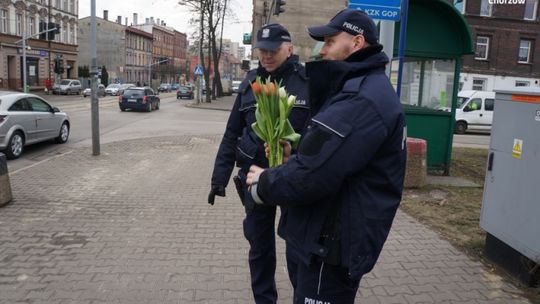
[
  {"xmin": 105, "ymin": 84, "xmax": 122, "ymax": 96},
  {"xmin": 0, "ymin": 92, "xmax": 70, "ymax": 159}
]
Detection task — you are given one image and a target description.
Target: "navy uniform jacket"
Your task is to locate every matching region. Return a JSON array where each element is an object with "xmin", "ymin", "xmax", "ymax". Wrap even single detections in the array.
[
  {"xmin": 211, "ymin": 55, "xmax": 310, "ymax": 196},
  {"xmin": 251, "ymin": 46, "xmax": 407, "ymax": 280}
]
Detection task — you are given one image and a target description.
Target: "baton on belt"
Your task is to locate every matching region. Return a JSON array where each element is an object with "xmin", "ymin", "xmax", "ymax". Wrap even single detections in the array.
[{"xmin": 233, "ymin": 175, "xmax": 245, "ymax": 205}]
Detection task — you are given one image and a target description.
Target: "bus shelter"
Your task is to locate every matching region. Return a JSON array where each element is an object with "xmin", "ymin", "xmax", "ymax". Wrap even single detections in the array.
[{"xmin": 393, "ymin": 0, "xmax": 473, "ymax": 174}]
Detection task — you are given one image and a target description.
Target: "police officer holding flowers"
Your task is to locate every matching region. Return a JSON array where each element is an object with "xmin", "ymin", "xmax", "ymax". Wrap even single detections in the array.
[
  {"xmin": 208, "ymin": 23, "xmax": 310, "ymax": 304},
  {"xmin": 246, "ymin": 9, "xmax": 407, "ymax": 303}
]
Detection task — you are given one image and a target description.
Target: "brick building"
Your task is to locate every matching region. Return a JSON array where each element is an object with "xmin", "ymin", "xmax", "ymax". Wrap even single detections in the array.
[{"xmin": 457, "ymin": 0, "xmax": 540, "ymax": 91}]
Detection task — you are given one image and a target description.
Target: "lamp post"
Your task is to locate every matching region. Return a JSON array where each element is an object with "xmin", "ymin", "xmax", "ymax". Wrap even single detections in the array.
[{"xmin": 90, "ymin": 0, "xmax": 100, "ymax": 156}]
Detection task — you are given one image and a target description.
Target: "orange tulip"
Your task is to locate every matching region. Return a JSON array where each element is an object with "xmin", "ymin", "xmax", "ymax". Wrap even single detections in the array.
[
  {"xmin": 251, "ymin": 82, "xmax": 262, "ymax": 95},
  {"xmin": 267, "ymin": 82, "xmax": 276, "ymax": 95},
  {"xmin": 262, "ymin": 84, "xmax": 270, "ymax": 96}
]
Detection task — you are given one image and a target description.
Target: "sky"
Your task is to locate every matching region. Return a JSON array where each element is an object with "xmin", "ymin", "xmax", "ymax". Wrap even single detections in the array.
[{"xmin": 78, "ymin": 0, "xmax": 253, "ymax": 52}]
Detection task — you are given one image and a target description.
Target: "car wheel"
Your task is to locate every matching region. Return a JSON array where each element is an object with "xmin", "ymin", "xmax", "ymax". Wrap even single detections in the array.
[
  {"xmin": 55, "ymin": 122, "xmax": 70, "ymax": 144},
  {"xmin": 455, "ymin": 121, "xmax": 467, "ymax": 134},
  {"xmin": 120, "ymin": 106, "xmax": 126, "ymax": 112},
  {"xmin": 5, "ymin": 131, "xmax": 24, "ymax": 159}
]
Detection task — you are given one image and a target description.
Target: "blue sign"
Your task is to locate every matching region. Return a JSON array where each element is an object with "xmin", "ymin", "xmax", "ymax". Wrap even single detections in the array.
[
  {"xmin": 349, "ymin": 0, "xmax": 401, "ymax": 21},
  {"xmin": 194, "ymin": 65, "xmax": 203, "ymax": 76}
]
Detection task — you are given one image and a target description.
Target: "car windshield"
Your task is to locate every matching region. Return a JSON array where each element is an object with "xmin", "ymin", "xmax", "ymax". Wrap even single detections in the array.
[
  {"xmin": 179, "ymin": 86, "xmax": 189, "ymax": 91},
  {"xmin": 160, "ymin": 84, "xmax": 169, "ymax": 87},
  {"xmin": 107, "ymin": 84, "xmax": 120, "ymax": 89},
  {"xmin": 457, "ymin": 97, "xmax": 468, "ymax": 109},
  {"xmin": 60, "ymin": 80, "xmax": 71, "ymax": 85},
  {"xmin": 123, "ymin": 89, "xmax": 144, "ymax": 96}
]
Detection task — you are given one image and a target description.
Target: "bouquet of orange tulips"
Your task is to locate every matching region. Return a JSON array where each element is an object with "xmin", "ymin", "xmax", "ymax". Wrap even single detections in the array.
[{"xmin": 250, "ymin": 76, "xmax": 301, "ymax": 168}]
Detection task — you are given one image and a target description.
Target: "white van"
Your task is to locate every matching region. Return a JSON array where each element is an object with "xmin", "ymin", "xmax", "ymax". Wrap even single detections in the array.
[{"xmin": 455, "ymin": 90, "xmax": 495, "ymax": 134}]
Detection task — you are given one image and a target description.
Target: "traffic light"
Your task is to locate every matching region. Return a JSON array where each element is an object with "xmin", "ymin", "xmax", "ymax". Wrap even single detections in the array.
[
  {"xmin": 274, "ymin": 0, "xmax": 286, "ymax": 15},
  {"xmin": 241, "ymin": 60, "xmax": 250, "ymax": 70},
  {"xmin": 54, "ymin": 58, "xmax": 64, "ymax": 74},
  {"xmin": 243, "ymin": 33, "xmax": 252, "ymax": 45},
  {"xmin": 47, "ymin": 23, "xmax": 60, "ymax": 40}
]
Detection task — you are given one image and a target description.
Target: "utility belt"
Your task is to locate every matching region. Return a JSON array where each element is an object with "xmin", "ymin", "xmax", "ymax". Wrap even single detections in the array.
[{"xmin": 318, "ymin": 201, "xmax": 342, "ymax": 266}]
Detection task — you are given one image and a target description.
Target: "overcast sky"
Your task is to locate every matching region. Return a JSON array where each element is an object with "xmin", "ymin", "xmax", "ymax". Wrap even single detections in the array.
[{"xmin": 79, "ymin": 0, "xmax": 252, "ymax": 50}]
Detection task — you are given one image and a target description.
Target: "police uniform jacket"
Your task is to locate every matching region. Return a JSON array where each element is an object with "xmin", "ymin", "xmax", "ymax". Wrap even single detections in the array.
[
  {"xmin": 211, "ymin": 55, "xmax": 310, "ymax": 195},
  {"xmin": 251, "ymin": 46, "xmax": 407, "ymax": 280}
]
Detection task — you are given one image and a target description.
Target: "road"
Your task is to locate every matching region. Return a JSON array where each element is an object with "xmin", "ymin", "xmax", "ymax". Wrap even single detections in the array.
[{"xmin": 6, "ymin": 92, "xmax": 230, "ymax": 173}]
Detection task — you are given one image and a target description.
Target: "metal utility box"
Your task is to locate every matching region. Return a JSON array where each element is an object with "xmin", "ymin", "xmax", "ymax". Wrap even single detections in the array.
[{"xmin": 480, "ymin": 88, "xmax": 540, "ymax": 285}]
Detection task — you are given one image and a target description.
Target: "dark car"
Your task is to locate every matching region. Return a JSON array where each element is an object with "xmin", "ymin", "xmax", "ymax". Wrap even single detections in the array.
[
  {"xmin": 157, "ymin": 83, "xmax": 171, "ymax": 93},
  {"xmin": 177, "ymin": 86, "xmax": 194, "ymax": 100},
  {"xmin": 118, "ymin": 87, "xmax": 160, "ymax": 112},
  {"xmin": 170, "ymin": 83, "xmax": 180, "ymax": 91}
]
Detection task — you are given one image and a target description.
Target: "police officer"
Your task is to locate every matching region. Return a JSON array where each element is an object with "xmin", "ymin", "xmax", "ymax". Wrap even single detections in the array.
[
  {"xmin": 246, "ymin": 9, "xmax": 407, "ymax": 303},
  {"xmin": 208, "ymin": 23, "xmax": 310, "ymax": 304}
]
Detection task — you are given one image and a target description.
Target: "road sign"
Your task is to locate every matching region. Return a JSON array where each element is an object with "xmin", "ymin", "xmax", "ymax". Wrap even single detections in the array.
[
  {"xmin": 349, "ymin": 0, "xmax": 402, "ymax": 21},
  {"xmin": 194, "ymin": 65, "xmax": 203, "ymax": 76}
]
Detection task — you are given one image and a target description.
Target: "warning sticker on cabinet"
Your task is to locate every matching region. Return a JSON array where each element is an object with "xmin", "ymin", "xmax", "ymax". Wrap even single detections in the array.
[
  {"xmin": 536, "ymin": 110, "xmax": 540, "ymax": 122},
  {"xmin": 512, "ymin": 139, "xmax": 523, "ymax": 159}
]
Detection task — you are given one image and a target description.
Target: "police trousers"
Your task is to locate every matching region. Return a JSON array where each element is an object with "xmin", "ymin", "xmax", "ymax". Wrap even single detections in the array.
[{"xmin": 292, "ymin": 260, "xmax": 360, "ymax": 304}]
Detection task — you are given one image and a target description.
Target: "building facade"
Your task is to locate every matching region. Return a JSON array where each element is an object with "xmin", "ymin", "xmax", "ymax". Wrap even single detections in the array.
[
  {"xmin": 0, "ymin": 0, "xmax": 78, "ymax": 90},
  {"xmin": 78, "ymin": 13, "xmax": 126, "ymax": 84},
  {"xmin": 125, "ymin": 26, "xmax": 152, "ymax": 85},
  {"xmin": 457, "ymin": 0, "xmax": 540, "ymax": 91}
]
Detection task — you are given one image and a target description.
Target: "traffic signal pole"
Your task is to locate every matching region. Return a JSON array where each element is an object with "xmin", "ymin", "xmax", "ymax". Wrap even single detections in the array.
[{"xmin": 15, "ymin": 26, "xmax": 58, "ymax": 93}]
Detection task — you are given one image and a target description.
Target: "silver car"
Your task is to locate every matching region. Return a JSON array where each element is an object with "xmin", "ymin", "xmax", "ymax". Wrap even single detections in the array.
[{"xmin": 0, "ymin": 92, "xmax": 70, "ymax": 159}]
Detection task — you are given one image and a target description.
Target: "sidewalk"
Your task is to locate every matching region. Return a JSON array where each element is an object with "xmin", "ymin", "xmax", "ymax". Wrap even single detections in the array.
[{"xmin": 0, "ymin": 132, "xmax": 532, "ymax": 303}]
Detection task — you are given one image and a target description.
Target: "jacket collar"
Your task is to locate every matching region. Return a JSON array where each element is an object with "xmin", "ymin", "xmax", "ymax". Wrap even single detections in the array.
[{"xmin": 306, "ymin": 45, "xmax": 388, "ymax": 114}]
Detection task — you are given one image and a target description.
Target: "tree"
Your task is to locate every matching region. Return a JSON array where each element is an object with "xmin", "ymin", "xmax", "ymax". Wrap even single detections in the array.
[
  {"xmin": 78, "ymin": 65, "xmax": 90, "ymax": 78},
  {"xmin": 101, "ymin": 66, "xmax": 109, "ymax": 85}
]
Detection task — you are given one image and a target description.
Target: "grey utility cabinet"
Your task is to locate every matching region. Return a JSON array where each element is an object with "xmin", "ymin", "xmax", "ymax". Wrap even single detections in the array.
[{"xmin": 480, "ymin": 88, "xmax": 540, "ymax": 285}]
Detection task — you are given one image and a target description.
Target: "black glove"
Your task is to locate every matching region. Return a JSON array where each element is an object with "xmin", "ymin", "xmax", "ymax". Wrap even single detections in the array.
[{"xmin": 208, "ymin": 184, "xmax": 226, "ymax": 205}]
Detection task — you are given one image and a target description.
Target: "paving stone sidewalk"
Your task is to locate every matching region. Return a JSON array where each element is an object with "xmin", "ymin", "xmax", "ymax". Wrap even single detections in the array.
[{"xmin": 0, "ymin": 135, "xmax": 531, "ymax": 303}]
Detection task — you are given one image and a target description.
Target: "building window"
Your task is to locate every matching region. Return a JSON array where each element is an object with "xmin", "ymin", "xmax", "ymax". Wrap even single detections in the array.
[
  {"xmin": 0, "ymin": 9, "xmax": 8, "ymax": 33},
  {"xmin": 29, "ymin": 17, "xmax": 35, "ymax": 36},
  {"xmin": 480, "ymin": 0, "xmax": 492, "ymax": 16},
  {"xmin": 63, "ymin": 26, "xmax": 68, "ymax": 42},
  {"xmin": 70, "ymin": 25, "xmax": 75, "ymax": 44},
  {"xmin": 524, "ymin": 0, "xmax": 538, "ymax": 20},
  {"xmin": 472, "ymin": 78, "xmax": 487, "ymax": 91},
  {"xmin": 55, "ymin": 0, "xmax": 60, "ymax": 9},
  {"xmin": 516, "ymin": 80, "xmax": 530, "ymax": 87},
  {"xmin": 63, "ymin": 0, "xmax": 68, "ymax": 11},
  {"xmin": 16, "ymin": 13, "xmax": 23, "ymax": 36},
  {"xmin": 70, "ymin": 0, "xmax": 75, "ymax": 13},
  {"xmin": 518, "ymin": 40, "xmax": 532, "ymax": 63},
  {"xmin": 475, "ymin": 36, "xmax": 489, "ymax": 60}
]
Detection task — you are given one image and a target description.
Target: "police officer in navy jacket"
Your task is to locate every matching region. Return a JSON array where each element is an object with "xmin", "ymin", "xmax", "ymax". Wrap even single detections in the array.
[
  {"xmin": 246, "ymin": 9, "xmax": 407, "ymax": 303},
  {"xmin": 208, "ymin": 24, "xmax": 310, "ymax": 304}
]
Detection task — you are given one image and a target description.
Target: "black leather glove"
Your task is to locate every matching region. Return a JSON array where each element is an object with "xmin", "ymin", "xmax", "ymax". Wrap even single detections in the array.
[{"xmin": 208, "ymin": 184, "xmax": 226, "ymax": 205}]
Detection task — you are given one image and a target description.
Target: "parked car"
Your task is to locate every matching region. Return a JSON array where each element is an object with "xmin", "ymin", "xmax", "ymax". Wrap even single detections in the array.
[
  {"xmin": 0, "ymin": 92, "xmax": 70, "ymax": 159},
  {"xmin": 52, "ymin": 79, "xmax": 82, "ymax": 95},
  {"xmin": 177, "ymin": 86, "xmax": 194, "ymax": 100},
  {"xmin": 105, "ymin": 84, "xmax": 122, "ymax": 96},
  {"xmin": 82, "ymin": 84, "xmax": 106, "ymax": 97},
  {"xmin": 232, "ymin": 80, "xmax": 242, "ymax": 93},
  {"xmin": 118, "ymin": 87, "xmax": 160, "ymax": 112},
  {"xmin": 170, "ymin": 83, "xmax": 180, "ymax": 91},
  {"xmin": 158, "ymin": 83, "xmax": 171, "ymax": 93},
  {"xmin": 454, "ymin": 90, "xmax": 495, "ymax": 134}
]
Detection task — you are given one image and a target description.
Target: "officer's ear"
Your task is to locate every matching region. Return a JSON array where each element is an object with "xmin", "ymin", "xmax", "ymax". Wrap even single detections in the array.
[{"xmin": 284, "ymin": 42, "xmax": 293, "ymax": 57}]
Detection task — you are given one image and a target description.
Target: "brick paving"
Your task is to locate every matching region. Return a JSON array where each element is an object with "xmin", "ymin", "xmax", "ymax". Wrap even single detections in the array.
[{"xmin": 0, "ymin": 135, "xmax": 532, "ymax": 303}]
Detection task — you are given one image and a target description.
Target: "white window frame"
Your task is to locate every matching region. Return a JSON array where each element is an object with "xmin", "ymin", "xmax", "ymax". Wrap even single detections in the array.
[
  {"xmin": 62, "ymin": 26, "xmax": 68, "ymax": 43},
  {"xmin": 63, "ymin": 0, "xmax": 68, "ymax": 11},
  {"xmin": 16, "ymin": 13, "xmax": 23, "ymax": 36},
  {"xmin": 70, "ymin": 0, "xmax": 75, "ymax": 13},
  {"xmin": 475, "ymin": 36, "xmax": 490, "ymax": 60},
  {"xmin": 480, "ymin": 0, "xmax": 492, "ymax": 16},
  {"xmin": 518, "ymin": 39, "xmax": 532, "ymax": 63},
  {"xmin": 70, "ymin": 25, "xmax": 75, "ymax": 44},
  {"xmin": 472, "ymin": 78, "xmax": 487, "ymax": 91},
  {"xmin": 0, "ymin": 9, "xmax": 8, "ymax": 34},
  {"xmin": 524, "ymin": 0, "xmax": 538, "ymax": 20}
]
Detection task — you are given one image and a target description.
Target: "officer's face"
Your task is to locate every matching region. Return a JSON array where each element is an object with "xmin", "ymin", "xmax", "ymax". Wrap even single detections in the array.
[
  {"xmin": 258, "ymin": 43, "xmax": 293, "ymax": 73},
  {"xmin": 320, "ymin": 32, "xmax": 365, "ymax": 60}
]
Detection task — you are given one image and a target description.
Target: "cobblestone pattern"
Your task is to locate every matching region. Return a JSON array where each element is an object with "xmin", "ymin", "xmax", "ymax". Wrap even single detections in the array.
[{"xmin": 0, "ymin": 135, "xmax": 531, "ymax": 303}]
